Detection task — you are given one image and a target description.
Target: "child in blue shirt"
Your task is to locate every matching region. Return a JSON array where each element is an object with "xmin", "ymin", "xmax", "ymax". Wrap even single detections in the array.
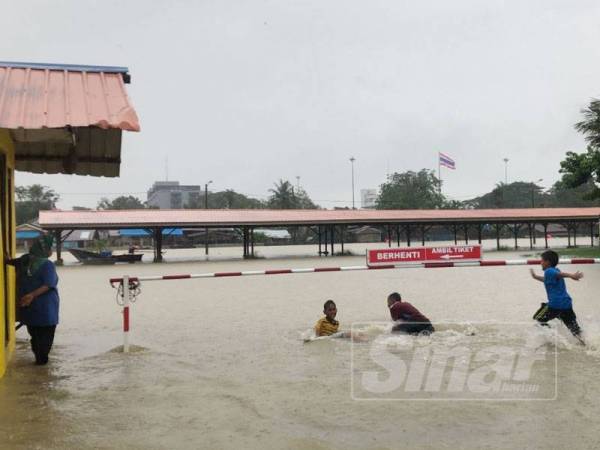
[{"xmin": 530, "ymin": 250, "xmax": 584, "ymax": 343}]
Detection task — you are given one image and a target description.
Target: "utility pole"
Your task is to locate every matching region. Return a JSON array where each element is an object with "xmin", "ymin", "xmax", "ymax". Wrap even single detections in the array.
[{"xmin": 503, "ymin": 158, "xmax": 509, "ymax": 185}]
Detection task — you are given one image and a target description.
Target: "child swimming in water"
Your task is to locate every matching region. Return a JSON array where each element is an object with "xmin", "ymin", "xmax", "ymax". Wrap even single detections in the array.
[
  {"xmin": 314, "ymin": 300, "xmax": 343, "ymax": 337},
  {"xmin": 387, "ymin": 292, "xmax": 435, "ymax": 335},
  {"xmin": 313, "ymin": 300, "xmax": 365, "ymax": 340}
]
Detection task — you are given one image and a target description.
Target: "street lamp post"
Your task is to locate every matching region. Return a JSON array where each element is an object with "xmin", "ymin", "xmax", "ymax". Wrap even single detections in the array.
[
  {"xmin": 349, "ymin": 157, "xmax": 356, "ymax": 209},
  {"xmin": 205, "ymin": 180, "xmax": 212, "ymax": 256},
  {"xmin": 503, "ymin": 158, "xmax": 509, "ymax": 185}
]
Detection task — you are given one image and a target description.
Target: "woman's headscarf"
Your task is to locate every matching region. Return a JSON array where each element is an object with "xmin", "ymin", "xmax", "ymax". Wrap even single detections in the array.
[{"xmin": 28, "ymin": 235, "xmax": 54, "ymax": 275}]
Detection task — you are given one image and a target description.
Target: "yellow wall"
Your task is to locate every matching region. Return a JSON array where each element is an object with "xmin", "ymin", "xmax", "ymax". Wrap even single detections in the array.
[{"xmin": 0, "ymin": 129, "xmax": 16, "ymax": 378}]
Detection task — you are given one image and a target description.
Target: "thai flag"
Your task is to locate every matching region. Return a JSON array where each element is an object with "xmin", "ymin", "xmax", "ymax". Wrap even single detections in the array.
[{"xmin": 439, "ymin": 152, "xmax": 455, "ymax": 170}]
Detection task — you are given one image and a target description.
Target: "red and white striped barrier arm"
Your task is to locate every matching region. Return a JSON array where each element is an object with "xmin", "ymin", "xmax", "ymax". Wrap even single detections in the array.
[{"xmin": 109, "ymin": 258, "xmax": 600, "ymax": 285}]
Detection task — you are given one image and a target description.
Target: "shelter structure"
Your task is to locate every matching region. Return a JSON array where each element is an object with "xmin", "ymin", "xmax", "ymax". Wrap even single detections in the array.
[
  {"xmin": 0, "ymin": 61, "xmax": 140, "ymax": 377},
  {"xmin": 39, "ymin": 207, "xmax": 600, "ymax": 262}
]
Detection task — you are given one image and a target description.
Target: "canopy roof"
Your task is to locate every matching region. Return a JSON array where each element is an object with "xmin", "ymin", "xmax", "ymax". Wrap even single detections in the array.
[
  {"xmin": 39, "ymin": 207, "xmax": 600, "ymax": 230},
  {"xmin": 0, "ymin": 61, "xmax": 140, "ymax": 177}
]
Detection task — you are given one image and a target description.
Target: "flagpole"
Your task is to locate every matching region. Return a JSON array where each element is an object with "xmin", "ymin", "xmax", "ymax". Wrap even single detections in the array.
[{"xmin": 438, "ymin": 152, "xmax": 442, "ymax": 195}]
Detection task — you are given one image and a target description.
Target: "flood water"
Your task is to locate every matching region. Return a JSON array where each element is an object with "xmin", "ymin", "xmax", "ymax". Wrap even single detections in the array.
[{"xmin": 1, "ymin": 242, "xmax": 599, "ymax": 450}]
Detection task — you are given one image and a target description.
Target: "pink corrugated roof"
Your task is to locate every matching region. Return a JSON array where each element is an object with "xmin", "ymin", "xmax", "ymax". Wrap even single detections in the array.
[
  {"xmin": 39, "ymin": 208, "xmax": 600, "ymax": 229},
  {"xmin": 0, "ymin": 65, "xmax": 139, "ymax": 131}
]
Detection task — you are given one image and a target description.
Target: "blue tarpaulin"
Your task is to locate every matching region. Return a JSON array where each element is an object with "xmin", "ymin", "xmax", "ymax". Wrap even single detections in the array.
[
  {"xmin": 16, "ymin": 230, "xmax": 41, "ymax": 239},
  {"xmin": 119, "ymin": 228, "xmax": 183, "ymax": 237}
]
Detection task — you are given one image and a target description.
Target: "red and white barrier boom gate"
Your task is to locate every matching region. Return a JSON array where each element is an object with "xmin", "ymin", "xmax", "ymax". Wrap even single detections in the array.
[{"xmin": 111, "ymin": 245, "xmax": 600, "ymax": 352}]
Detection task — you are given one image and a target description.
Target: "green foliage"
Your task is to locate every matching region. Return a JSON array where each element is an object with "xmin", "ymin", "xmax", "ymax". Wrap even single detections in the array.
[
  {"xmin": 468, "ymin": 182, "xmax": 544, "ymax": 209},
  {"xmin": 184, "ymin": 189, "xmax": 264, "ymax": 209},
  {"xmin": 545, "ymin": 179, "xmax": 600, "ymax": 207},
  {"xmin": 97, "ymin": 196, "xmax": 146, "ymax": 210},
  {"xmin": 376, "ymin": 170, "xmax": 445, "ymax": 209},
  {"xmin": 557, "ymin": 99, "xmax": 600, "ymax": 199},
  {"xmin": 208, "ymin": 189, "xmax": 264, "ymax": 209},
  {"xmin": 267, "ymin": 180, "xmax": 318, "ymax": 209},
  {"xmin": 559, "ymin": 146, "xmax": 600, "ymax": 199},
  {"xmin": 15, "ymin": 184, "xmax": 59, "ymax": 225},
  {"xmin": 574, "ymin": 99, "xmax": 600, "ymax": 149},
  {"xmin": 466, "ymin": 180, "xmax": 600, "ymax": 208}
]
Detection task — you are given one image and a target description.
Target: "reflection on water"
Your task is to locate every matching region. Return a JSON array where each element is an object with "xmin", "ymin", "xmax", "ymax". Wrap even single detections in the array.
[{"xmin": 1, "ymin": 247, "xmax": 600, "ymax": 449}]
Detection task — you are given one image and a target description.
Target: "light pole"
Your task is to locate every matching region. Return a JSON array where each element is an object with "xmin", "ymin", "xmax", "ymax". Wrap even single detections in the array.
[
  {"xmin": 349, "ymin": 157, "xmax": 356, "ymax": 209},
  {"xmin": 205, "ymin": 180, "xmax": 212, "ymax": 256},
  {"xmin": 503, "ymin": 158, "xmax": 509, "ymax": 185}
]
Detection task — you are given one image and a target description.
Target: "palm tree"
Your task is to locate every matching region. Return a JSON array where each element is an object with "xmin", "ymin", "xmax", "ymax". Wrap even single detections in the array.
[
  {"xmin": 575, "ymin": 99, "xmax": 600, "ymax": 148},
  {"xmin": 268, "ymin": 180, "xmax": 297, "ymax": 209}
]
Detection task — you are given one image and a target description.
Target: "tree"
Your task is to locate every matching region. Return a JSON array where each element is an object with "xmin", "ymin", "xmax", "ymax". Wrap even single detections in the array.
[
  {"xmin": 376, "ymin": 170, "xmax": 445, "ymax": 209},
  {"xmin": 557, "ymin": 99, "xmax": 600, "ymax": 199},
  {"xmin": 187, "ymin": 189, "xmax": 265, "ymax": 209},
  {"xmin": 15, "ymin": 184, "xmax": 59, "ymax": 224},
  {"xmin": 559, "ymin": 146, "xmax": 600, "ymax": 199},
  {"xmin": 545, "ymin": 179, "xmax": 600, "ymax": 207},
  {"xmin": 574, "ymin": 99, "xmax": 600, "ymax": 148},
  {"xmin": 268, "ymin": 180, "xmax": 296, "ymax": 209},
  {"xmin": 97, "ymin": 196, "xmax": 146, "ymax": 210},
  {"xmin": 468, "ymin": 182, "xmax": 544, "ymax": 209},
  {"xmin": 267, "ymin": 179, "xmax": 318, "ymax": 209}
]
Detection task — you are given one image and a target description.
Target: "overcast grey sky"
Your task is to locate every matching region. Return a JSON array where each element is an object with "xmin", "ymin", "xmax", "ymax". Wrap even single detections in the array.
[{"xmin": 3, "ymin": 0, "xmax": 600, "ymax": 209}]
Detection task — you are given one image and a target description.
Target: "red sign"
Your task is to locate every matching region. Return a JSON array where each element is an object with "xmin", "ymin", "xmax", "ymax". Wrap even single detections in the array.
[{"xmin": 367, "ymin": 245, "xmax": 482, "ymax": 265}]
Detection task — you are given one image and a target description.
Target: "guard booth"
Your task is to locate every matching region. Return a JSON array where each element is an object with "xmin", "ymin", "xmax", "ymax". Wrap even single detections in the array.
[{"xmin": 0, "ymin": 61, "xmax": 140, "ymax": 378}]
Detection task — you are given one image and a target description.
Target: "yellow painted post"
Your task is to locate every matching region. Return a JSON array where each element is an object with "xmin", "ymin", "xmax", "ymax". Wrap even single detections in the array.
[{"xmin": 0, "ymin": 129, "xmax": 16, "ymax": 378}]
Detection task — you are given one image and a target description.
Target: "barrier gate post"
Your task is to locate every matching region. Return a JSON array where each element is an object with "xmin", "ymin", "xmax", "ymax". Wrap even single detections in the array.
[{"xmin": 123, "ymin": 275, "xmax": 130, "ymax": 353}]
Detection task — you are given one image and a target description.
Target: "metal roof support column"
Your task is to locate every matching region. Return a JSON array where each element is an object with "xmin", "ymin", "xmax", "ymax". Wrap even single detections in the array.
[
  {"xmin": 340, "ymin": 226, "xmax": 345, "ymax": 254},
  {"xmin": 512, "ymin": 224, "xmax": 520, "ymax": 250},
  {"xmin": 205, "ymin": 225, "xmax": 210, "ymax": 256},
  {"xmin": 463, "ymin": 224, "xmax": 469, "ymax": 245},
  {"xmin": 591, "ymin": 222, "xmax": 595, "ymax": 247},
  {"xmin": 573, "ymin": 223, "xmax": 578, "ymax": 247},
  {"xmin": 567, "ymin": 223, "xmax": 571, "ymax": 248},
  {"xmin": 242, "ymin": 227, "xmax": 247, "ymax": 258},
  {"xmin": 421, "ymin": 225, "xmax": 426, "ymax": 246},
  {"xmin": 528, "ymin": 223, "xmax": 533, "ymax": 250},
  {"xmin": 406, "ymin": 225, "xmax": 411, "ymax": 247},
  {"xmin": 54, "ymin": 229, "xmax": 63, "ymax": 266},
  {"xmin": 477, "ymin": 224, "xmax": 482, "ymax": 244},
  {"xmin": 154, "ymin": 227, "xmax": 163, "ymax": 262},
  {"xmin": 387, "ymin": 225, "xmax": 392, "ymax": 248},
  {"xmin": 532, "ymin": 222, "xmax": 537, "ymax": 245},
  {"xmin": 495, "ymin": 224, "xmax": 502, "ymax": 251},
  {"xmin": 318, "ymin": 226, "xmax": 322, "ymax": 256},
  {"xmin": 396, "ymin": 225, "xmax": 400, "ymax": 247},
  {"xmin": 250, "ymin": 227, "xmax": 255, "ymax": 257},
  {"xmin": 543, "ymin": 223, "xmax": 548, "ymax": 249},
  {"xmin": 453, "ymin": 224, "xmax": 457, "ymax": 245},
  {"xmin": 330, "ymin": 226, "xmax": 334, "ymax": 256}
]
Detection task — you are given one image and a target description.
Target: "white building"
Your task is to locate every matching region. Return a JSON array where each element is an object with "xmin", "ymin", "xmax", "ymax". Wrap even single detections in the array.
[
  {"xmin": 147, "ymin": 181, "xmax": 202, "ymax": 209},
  {"xmin": 361, "ymin": 189, "xmax": 378, "ymax": 209}
]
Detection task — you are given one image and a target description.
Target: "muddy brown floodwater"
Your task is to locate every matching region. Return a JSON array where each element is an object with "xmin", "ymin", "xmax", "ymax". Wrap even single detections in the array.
[{"xmin": 1, "ymin": 243, "xmax": 599, "ymax": 450}]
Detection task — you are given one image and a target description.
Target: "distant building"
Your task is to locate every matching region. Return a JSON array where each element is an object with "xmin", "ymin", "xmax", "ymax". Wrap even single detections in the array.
[
  {"xmin": 147, "ymin": 181, "xmax": 202, "ymax": 209},
  {"xmin": 361, "ymin": 189, "xmax": 378, "ymax": 209}
]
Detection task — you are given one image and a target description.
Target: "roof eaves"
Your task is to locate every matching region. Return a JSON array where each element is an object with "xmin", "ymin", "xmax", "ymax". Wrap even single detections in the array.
[{"xmin": 0, "ymin": 61, "xmax": 131, "ymax": 83}]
